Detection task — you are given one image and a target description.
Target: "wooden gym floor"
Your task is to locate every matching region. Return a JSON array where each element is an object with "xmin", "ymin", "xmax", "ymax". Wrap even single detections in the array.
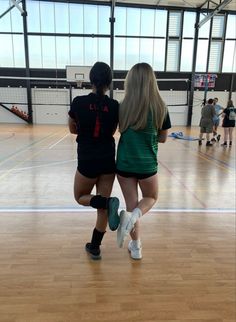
[{"xmin": 0, "ymin": 124, "xmax": 235, "ymax": 322}]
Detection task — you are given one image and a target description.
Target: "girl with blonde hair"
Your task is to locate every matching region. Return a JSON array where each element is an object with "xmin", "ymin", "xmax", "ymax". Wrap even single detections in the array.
[{"xmin": 116, "ymin": 63, "xmax": 171, "ymax": 259}]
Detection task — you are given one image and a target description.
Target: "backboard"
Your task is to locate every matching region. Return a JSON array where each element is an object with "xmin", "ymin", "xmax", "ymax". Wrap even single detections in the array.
[{"xmin": 66, "ymin": 66, "xmax": 91, "ymax": 86}]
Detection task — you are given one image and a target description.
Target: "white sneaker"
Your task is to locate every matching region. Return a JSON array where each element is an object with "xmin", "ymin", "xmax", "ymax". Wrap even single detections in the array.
[
  {"xmin": 128, "ymin": 240, "xmax": 142, "ymax": 260},
  {"xmin": 117, "ymin": 210, "xmax": 135, "ymax": 248}
]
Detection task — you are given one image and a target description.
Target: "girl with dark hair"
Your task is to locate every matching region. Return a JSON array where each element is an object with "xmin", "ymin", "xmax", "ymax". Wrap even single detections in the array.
[
  {"xmin": 221, "ymin": 99, "xmax": 236, "ymax": 147},
  {"xmin": 68, "ymin": 62, "xmax": 120, "ymax": 260}
]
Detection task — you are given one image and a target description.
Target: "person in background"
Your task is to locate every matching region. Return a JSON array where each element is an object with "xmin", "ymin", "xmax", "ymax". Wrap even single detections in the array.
[
  {"xmin": 68, "ymin": 62, "xmax": 120, "ymax": 260},
  {"xmin": 211, "ymin": 97, "xmax": 223, "ymax": 142},
  {"xmin": 198, "ymin": 98, "xmax": 216, "ymax": 146},
  {"xmin": 116, "ymin": 63, "xmax": 171, "ymax": 260},
  {"xmin": 221, "ymin": 99, "xmax": 236, "ymax": 147}
]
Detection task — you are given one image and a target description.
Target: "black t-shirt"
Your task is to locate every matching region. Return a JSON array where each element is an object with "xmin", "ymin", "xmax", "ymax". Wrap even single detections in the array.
[{"xmin": 69, "ymin": 93, "xmax": 119, "ymax": 160}]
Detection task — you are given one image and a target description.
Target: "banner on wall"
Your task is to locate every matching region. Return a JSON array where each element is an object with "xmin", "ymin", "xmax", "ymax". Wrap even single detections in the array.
[{"xmin": 194, "ymin": 74, "xmax": 217, "ymax": 88}]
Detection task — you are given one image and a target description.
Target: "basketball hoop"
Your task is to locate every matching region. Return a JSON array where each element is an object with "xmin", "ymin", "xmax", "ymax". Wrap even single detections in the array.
[{"xmin": 76, "ymin": 81, "xmax": 83, "ymax": 88}]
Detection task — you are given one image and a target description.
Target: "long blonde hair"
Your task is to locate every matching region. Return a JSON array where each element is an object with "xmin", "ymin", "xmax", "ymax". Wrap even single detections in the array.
[{"xmin": 119, "ymin": 63, "xmax": 167, "ymax": 133}]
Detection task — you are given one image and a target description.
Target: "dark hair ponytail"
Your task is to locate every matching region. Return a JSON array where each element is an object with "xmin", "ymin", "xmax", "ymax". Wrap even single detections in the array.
[{"xmin": 89, "ymin": 62, "xmax": 112, "ymax": 98}]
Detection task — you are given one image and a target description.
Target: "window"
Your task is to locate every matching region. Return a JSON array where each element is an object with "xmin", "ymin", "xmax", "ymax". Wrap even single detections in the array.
[
  {"xmin": 28, "ymin": 36, "xmax": 42, "ymax": 68},
  {"xmin": 154, "ymin": 10, "xmax": 167, "ymax": 37},
  {"xmin": 140, "ymin": 9, "xmax": 154, "ymax": 36},
  {"xmin": 69, "ymin": 4, "xmax": 83, "ymax": 34},
  {"xmin": 42, "ymin": 36, "xmax": 56, "ymax": 68},
  {"xmin": 166, "ymin": 40, "xmax": 180, "ymax": 71},
  {"xmin": 183, "ymin": 11, "xmax": 196, "ymax": 38},
  {"xmin": 168, "ymin": 11, "xmax": 181, "ymax": 37},
  {"xmin": 98, "ymin": 38, "xmax": 110, "ymax": 64},
  {"xmin": 226, "ymin": 15, "xmax": 236, "ymax": 39},
  {"xmin": 84, "ymin": 38, "xmax": 98, "ymax": 65},
  {"xmin": 140, "ymin": 39, "xmax": 153, "ymax": 65},
  {"xmin": 84, "ymin": 5, "xmax": 98, "ymax": 34},
  {"xmin": 10, "ymin": 6, "xmax": 23, "ymax": 32},
  {"xmin": 212, "ymin": 15, "xmax": 225, "ymax": 38},
  {"xmin": 114, "ymin": 38, "xmax": 126, "ymax": 70},
  {"xmin": 198, "ymin": 13, "xmax": 210, "ymax": 38},
  {"xmin": 40, "ymin": 2, "xmax": 55, "ymax": 33},
  {"xmin": 55, "ymin": 3, "xmax": 69, "ymax": 33},
  {"xmin": 126, "ymin": 38, "xmax": 140, "ymax": 69},
  {"xmin": 0, "ymin": 0, "xmax": 11, "ymax": 32},
  {"xmin": 222, "ymin": 40, "xmax": 236, "ymax": 72},
  {"xmin": 0, "ymin": 35, "xmax": 13, "ymax": 67},
  {"xmin": 13, "ymin": 35, "xmax": 25, "ymax": 67},
  {"xmin": 98, "ymin": 6, "xmax": 110, "ymax": 34},
  {"xmin": 127, "ymin": 8, "xmax": 140, "ymax": 36},
  {"xmin": 180, "ymin": 39, "xmax": 194, "ymax": 71},
  {"xmin": 27, "ymin": 0, "xmax": 40, "ymax": 32},
  {"xmin": 153, "ymin": 39, "xmax": 165, "ymax": 71},
  {"xmin": 114, "ymin": 7, "xmax": 126, "ymax": 35},
  {"xmin": 56, "ymin": 37, "xmax": 70, "ymax": 68},
  {"xmin": 208, "ymin": 41, "xmax": 222, "ymax": 72},
  {"xmin": 70, "ymin": 38, "xmax": 84, "ymax": 65},
  {"xmin": 196, "ymin": 39, "xmax": 209, "ymax": 72}
]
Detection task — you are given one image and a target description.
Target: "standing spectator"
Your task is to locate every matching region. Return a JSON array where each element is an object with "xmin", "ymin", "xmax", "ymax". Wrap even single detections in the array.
[
  {"xmin": 221, "ymin": 99, "xmax": 236, "ymax": 147},
  {"xmin": 211, "ymin": 97, "xmax": 224, "ymax": 142},
  {"xmin": 198, "ymin": 98, "xmax": 216, "ymax": 146}
]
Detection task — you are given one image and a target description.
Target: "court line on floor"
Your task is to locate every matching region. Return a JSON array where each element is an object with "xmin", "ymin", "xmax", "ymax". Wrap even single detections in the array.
[
  {"xmin": 0, "ymin": 131, "xmax": 69, "ymax": 181},
  {"xmin": 48, "ymin": 133, "xmax": 70, "ymax": 149},
  {"xmin": 0, "ymin": 129, "xmax": 65, "ymax": 166},
  {"xmin": 0, "ymin": 133, "xmax": 15, "ymax": 142},
  {"xmin": 0, "ymin": 207, "xmax": 234, "ymax": 213},
  {"xmin": 0, "ymin": 159, "xmax": 76, "ymax": 173},
  {"xmin": 175, "ymin": 139, "xmax": 233, "ymax": 171},
  {"xmin": 159, "ymin": 160, "xmax": 207, "ymax": 208}
]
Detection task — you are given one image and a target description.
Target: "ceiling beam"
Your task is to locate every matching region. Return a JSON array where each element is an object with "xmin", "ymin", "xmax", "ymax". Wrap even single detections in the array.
[
  {"xmin": 197, "ymin": 0, "xmax": 232, "ymax": 28},
  {"xmin": 0, "ymin": 0, "xmax": 24, "ymax": 20}
]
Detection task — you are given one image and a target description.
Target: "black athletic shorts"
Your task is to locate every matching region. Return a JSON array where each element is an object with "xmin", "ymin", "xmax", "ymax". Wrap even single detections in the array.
[
  {"xmin": 77, "ymin": 158, "xmax": 116, "ymax": 179},
  {"xmin": 116, "ymin": 169, "xmax": 157, "ymax": 180}
]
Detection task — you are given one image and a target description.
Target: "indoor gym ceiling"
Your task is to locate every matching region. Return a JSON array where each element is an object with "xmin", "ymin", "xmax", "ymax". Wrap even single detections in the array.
[{"xmin": 85, "ymin": 0, "xmax": 236, "ymax": 11}]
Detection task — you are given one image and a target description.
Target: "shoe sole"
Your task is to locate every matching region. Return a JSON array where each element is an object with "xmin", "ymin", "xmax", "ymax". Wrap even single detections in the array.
[
  {"xmin": 108, "ymin": 197, "xmax": 120, "ymax": 231},
  {"xmin": 85, "ymin": 245, "xmax": 101, "ymax": 260}
]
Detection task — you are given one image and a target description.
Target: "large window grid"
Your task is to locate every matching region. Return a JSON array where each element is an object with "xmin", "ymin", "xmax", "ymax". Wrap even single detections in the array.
[
  {"xmin": 0, "ymin": 1, "xmax": 235, "ymax": 73},
  {"xmin": 114, "ymin": 7, "xmax": 168, "ymax": 70}
]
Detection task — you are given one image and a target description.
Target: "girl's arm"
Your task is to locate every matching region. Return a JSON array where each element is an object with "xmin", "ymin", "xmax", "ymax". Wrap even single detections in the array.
[
  {"xmin": 68, "ymin": 116, "xmax": 77, "ymax": 134},
  {"xmin": 158, "ymin": 129, "xmax": 168, "ymax": 143}
]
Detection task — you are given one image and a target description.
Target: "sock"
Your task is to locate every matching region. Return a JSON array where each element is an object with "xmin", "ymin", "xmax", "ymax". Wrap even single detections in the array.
[
  {"xmin": 132, "ymin": 208, "xmax": 142, "ymax": 220},
  {"xmin": 229, "ymin": 141, "xmax": 232, "ymax": 145},
  {"xmin": 132, "ymin": 239, "xmax": 141, "ymax": 248},
  {"xmin": 90, "ymin": 228, "xmax": 106, "ymax": 248},
  {"xmin": 90, "ymin": 195, "xmax": 108, "ymax": 209}
]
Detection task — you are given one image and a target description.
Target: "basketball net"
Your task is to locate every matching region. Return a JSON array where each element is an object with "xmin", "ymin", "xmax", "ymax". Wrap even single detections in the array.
[{"xmin": 76, "ymin": 81, "xmax": 83, "ymax": 88}]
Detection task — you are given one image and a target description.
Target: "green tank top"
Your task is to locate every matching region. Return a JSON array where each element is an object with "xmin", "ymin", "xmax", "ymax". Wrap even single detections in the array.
[{"xmin": 116, "ymin": 117, "xmax": 158, "ymax": 174}]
